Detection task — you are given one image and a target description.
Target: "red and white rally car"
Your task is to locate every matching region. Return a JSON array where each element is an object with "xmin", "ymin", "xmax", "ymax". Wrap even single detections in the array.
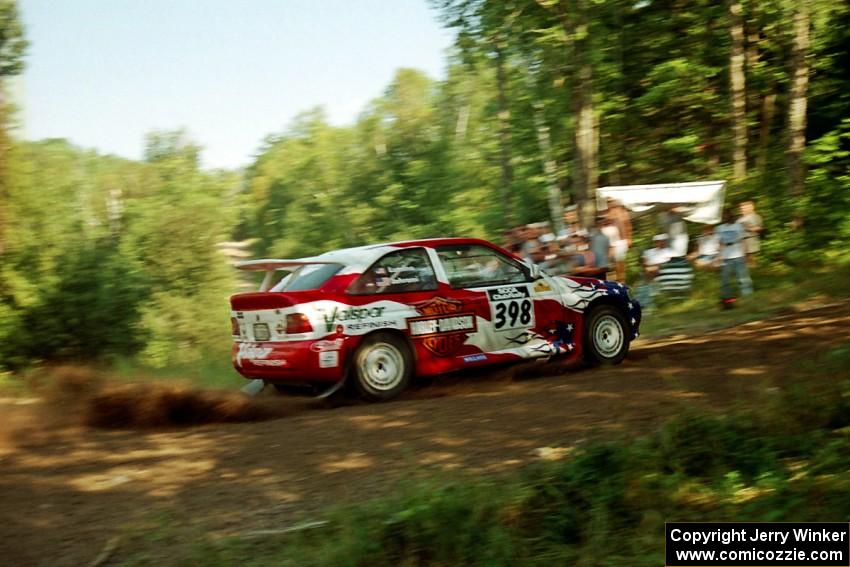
[{"xmin": 230, "ymin": 238, "xmax": 641, "ymax": 401}]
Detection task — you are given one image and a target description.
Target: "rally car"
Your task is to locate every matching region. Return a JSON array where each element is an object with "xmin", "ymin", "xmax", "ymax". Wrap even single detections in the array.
[{"xmin": 230, "ymin": 238, "xmax": 641, "ymax": 401}]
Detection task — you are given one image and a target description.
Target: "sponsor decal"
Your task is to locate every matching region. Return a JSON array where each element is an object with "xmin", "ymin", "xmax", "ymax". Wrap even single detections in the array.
[
  {"xmin": 319, "ymin": 351, "xmax": 339, "ymax": 368},
  {"xmin": 463, "ymin": 353, "xmax": 487, "ymax": 363},
  {"xmin": 310, "ymin": 338, "xmax": 344, "ymax": 352},
  {"xmin": 408, "ymin": 315, "xmax": 476, "ymax": 336},
  {"xmin": 487, "ymin": 286, "xmax": 530, "ymax": 301},
  {"xmin": 415, "ymin": 296, "xmax": 463, "ymax": 316},
  {"xmin": 375, "ymin": 266, "xmax": 421, "ymax": 287},
  {"xmin": 346, "ymin": 320, "xmax": 397, "ymax": 332},
  {"xmin": 235, "ymin": 342, "xmax": 273, "ymax": 368},
  {"xmin": 533, "ymin": 281, "xmax": 552, "ymax": 293},
  {"xmin": 488, "ymin": 285, "xmax": 535, "ymax": 331},
  {"xmin": 251, "ymin": 359, "xmax": 287, "ymax": 367},
  {"xmin": 408, "ymin": 297, "xmax": 476, "ymax": 357},
  {"xmin": 323, "ymin": 305, "xmax": 386, "ymax": 332}
]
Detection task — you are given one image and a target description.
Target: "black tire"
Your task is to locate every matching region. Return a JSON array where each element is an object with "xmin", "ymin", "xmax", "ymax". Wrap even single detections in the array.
[
  {"xmin": 583, "ymin": 305, "xmax": 630, "ymax": 366},
  {"xmin": 351, "ymin": 332, "xmax": 413, "ymax": 401}
]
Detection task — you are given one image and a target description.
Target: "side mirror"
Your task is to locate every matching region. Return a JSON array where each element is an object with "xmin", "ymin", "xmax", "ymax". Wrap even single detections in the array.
[{"xmin": 527, "ymin": 262, "xmax": 542, "ymax": 280}]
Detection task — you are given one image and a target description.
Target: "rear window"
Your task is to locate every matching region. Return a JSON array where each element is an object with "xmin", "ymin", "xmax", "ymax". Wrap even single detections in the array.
[{"xmin": 270, "ymin": 263, "xmax": 342, "ymax": 292}]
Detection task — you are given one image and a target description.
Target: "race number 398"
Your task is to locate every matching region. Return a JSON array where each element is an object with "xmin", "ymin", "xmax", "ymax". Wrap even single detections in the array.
[{"xmin": 487, "ymin": 286, "xmax": 534, "ymax": 331}]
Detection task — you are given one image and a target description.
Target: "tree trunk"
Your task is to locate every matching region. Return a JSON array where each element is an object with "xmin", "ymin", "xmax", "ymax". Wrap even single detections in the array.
[
  {"xmin": 494, "ymin": 43, "xmax": 514, "ymax": 227},
  {"xmin": 787, "ymin": 0, "xmax": 810, "ymax": 197},
  {"xmin": 756, "ymin": 89, "xmax": 776, "ymax": 174},
  {"xmin": 729, "ymin": 0, "xmax": 747, "ymax": 181},
  {"xmin": 533, "ymin": 103, "xmax": 564, "ymax": 234},
  {"xmin": 570, "ymin": 0, "xmax": 598, "ymax": 226},
  {"xmin": 0, "ymin": 82, "xmax": 8, "ymax": 256}
]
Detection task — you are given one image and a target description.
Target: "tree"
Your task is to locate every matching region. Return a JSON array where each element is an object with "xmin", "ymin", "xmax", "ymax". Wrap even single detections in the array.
[
  {"xmin": 787, "ymin": 0, "xmax": 811, "ymax": 199},
  {"xmin": 729, "ymin": 0, "xmax": 748, "ymax": 181},
  {"xmin": 0, "ymin": 0, "xmax": 28, "ymax": 254}
]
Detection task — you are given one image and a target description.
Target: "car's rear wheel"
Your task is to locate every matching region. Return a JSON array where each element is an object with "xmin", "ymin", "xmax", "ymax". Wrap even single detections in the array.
[
  {"xmin": 583, "ymin": 305, "xmax": 630, "ymax": 365},
  {"xmin": 351, "ymin": 332, "xmax": 412, "ymax": 401}
]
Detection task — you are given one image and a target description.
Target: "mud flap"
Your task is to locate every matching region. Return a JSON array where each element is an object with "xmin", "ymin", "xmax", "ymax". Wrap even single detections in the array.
[
  {"xmin": 240, "ymin": 379, "xmax": 267, "ymax": 397},
  {"xmin": 314, "ymin": 377, "xmax": 346, "ymax": 400}
]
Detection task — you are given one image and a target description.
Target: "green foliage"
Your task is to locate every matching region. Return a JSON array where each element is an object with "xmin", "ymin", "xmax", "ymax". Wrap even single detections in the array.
[
  {"xmin": 0, "ymin": 135, "xmax": 238, "ymax": 369},
  {"xmin": 803, "ymin": 118, "xmax": 850, "ymax": 244},
  {"xmin": 0, "ymin": 240, "xmax": 148, "ymax": 366},
  {"xmin": 0, "ymin": 0, "xmax": 28, "ymax": 77}
]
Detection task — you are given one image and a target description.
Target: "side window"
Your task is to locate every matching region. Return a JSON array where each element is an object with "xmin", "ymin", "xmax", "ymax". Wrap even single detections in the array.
[
  {"xmin": 436, "ymin": 245, "xmax": 529, "ymax": 288},
  {"xmin": 348, "ymin": 248, "xmax": 438, "ymax": 295}
]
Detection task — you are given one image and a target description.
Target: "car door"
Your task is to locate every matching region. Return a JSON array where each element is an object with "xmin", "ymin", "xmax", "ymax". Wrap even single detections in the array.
[{"xmin": 433, "ymin": 243, "xmax": 539, "ymax": 356}]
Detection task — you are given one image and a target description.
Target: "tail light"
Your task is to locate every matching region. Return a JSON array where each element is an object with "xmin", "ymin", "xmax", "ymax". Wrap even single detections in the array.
[
  {"xmin": 286, "ymin": 313, "xmax": 313, "ymax": 334},
  {"xmin": 230, "ymin": 317, "xmax": 240, "ymax": 337}
]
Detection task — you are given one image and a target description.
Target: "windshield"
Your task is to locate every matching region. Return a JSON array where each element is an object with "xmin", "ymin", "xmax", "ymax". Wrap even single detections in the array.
[{"xmin": 270, "ymin": 263, "xmax": 343, "ymax": 292}]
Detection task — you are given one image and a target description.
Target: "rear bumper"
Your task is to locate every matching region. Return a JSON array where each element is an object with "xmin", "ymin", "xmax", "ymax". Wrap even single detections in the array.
[{"xmin": 231, "ymin": 339, "xmax": 347, "ymax": 383}]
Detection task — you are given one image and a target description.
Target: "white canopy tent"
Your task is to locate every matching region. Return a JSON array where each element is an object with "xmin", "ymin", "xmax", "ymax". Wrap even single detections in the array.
[{"xmin": 596, "ymin": 180, "xmax": 726, "ymax": 225}]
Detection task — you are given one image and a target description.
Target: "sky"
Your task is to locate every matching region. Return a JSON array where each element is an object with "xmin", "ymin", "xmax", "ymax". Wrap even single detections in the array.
[{"xmin": 18, "ymin": 0, "xmax": 455, "ymax": 169}]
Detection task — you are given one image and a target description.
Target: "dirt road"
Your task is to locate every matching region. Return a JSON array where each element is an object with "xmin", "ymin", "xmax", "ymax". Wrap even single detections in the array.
[{"xmin": 2, "ymin": 301, "xmax": 849, "ymax": 566}]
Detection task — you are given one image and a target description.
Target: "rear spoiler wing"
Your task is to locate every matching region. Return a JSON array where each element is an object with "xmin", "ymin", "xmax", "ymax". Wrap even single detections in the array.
[{"xmin": 236, "ymin": 259, "xmax": 337, "ymax": 291}]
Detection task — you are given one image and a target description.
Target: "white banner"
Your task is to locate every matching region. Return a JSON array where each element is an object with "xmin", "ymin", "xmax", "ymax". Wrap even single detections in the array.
[{"xmin": 597, "ymin": 180, "xmax": 726, "ymax": 224}]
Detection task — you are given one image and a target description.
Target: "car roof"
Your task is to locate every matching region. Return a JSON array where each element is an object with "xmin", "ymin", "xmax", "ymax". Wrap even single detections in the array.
[{"xmin": 315, "ymin": 237, "xmax": 500, "ymax": 273}]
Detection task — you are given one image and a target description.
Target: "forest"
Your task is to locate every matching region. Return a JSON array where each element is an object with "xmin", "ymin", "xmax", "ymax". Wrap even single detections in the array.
[{"xmin": 1, "ymin": 0, "xmax": 849, "ymax": 371}]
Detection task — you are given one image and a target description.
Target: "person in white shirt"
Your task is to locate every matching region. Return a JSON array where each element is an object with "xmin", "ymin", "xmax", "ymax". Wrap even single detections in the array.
[
  {"xmin": 666, "ymin": 209, "xmax": 689, "ymax": 257},
  {"xmin": 738, "ymin": 200, "xmax": 763, "ymax": 267},
  {"xmin": 642, "ymin": 234, "xmax": 675, "ymax": 279},
  {"xmin": 600, "ymin": 217, "xmax": 621, "ymax": 272},
  {"xmin": 715, "ymin": 209, "xmax": 753, "ymax": 307},
  {"xmin": 690, "ymin": 225, "xmax": 720, "ymax": 269}
]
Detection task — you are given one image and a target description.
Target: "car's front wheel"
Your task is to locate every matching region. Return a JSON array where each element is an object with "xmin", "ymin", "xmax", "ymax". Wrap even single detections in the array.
[
  {"xmin": 351, "ymin": 332, "xmax": 412, "ymax": 401},
  {"xmin": 583, "ymin": 305, "xmax": 630, "ymax": 365}
]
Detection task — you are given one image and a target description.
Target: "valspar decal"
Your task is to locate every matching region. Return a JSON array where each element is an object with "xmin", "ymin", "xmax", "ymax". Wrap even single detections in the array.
[
  {"xmin": 408, "ymin": 297, "xmax": 476, "ymax": 357},
  {"xmin": 323, "ymin": 306, "xmax": 386, "ymax": 332},
  {"xmin": 487, "ymin": 285, "xmax": 534, "ymax": 331}
]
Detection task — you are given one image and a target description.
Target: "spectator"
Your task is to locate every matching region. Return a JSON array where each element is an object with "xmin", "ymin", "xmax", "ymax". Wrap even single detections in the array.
[
  {"xmin": 642, "ymin": 234, "xmax": 675, "ymax": 279},
  {"xmin": 539, "ymin": 240, "xmax": 566, "ymax": 274},
  {"xmin": 666, "ymin": 208, "xmax": 689, "ymax": 257},
  {"xmin": 600, "ymin": 216, "xmax": 621, "ymax": 272},
  {"xmin": 738, "ymin": 200, "xmax": 764, "ymax": 267},
  {"xmin": 558, "ymin": 206, "xmax": 587, "ymax": 241},
  {"xmin": 589, "ymin": 216, "xmax": 611, "ymax": 273},
  {"xmin": 716, "ymin": 208, "xmax": 753, "ymax": 308},
  {"xmin": 690, "ymin": 225, "xmax": 720, "ymax": 269},
  {"xmin": 569, "ymin": 235, "xmax": 604, "ymax": 277},
  {"xmin": 519, "ymin": 225, "xmax": 542, "ymax": 263},
  {"xmin": 605, "ymin": 198, "xmax": 632, "ymax": 282}
]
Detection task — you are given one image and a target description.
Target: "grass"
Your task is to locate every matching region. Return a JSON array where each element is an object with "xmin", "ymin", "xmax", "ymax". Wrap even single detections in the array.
[
  {"xmin": 116, "ymin": 346, "xmax": 850, "ymax": 566},
  {"xmin": 110, "ymin": 353, "xmax": 240, "ymax": 390}
]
